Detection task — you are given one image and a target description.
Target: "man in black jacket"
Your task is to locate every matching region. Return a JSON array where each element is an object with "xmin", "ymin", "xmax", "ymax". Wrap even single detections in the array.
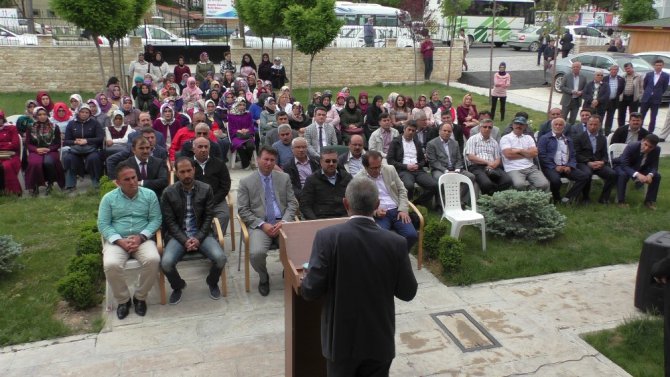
[
  {"xmin": 282, "ymin": 137, "xmax": 319, "ymax": 200},
  {"xmin": 300, "ymin": 147, "xmax": 352, "ymax": 219},
  {"xmin": 192, "ymin": 137, "xmax": 231, "ymax": 234},
  {"xmin": 160, "ymin": 157, "xmax": 227, "ymax": 304},
  {"xmin": 386, "ymin": 122, "xmax": 438, "ymax": 208},
  {"xmin": 573, "ymin": 115, "xmax": 617, "ymax": 203},
  {"xmin": 602, "ymin": 65, "xmax": 626, "ymax": 135},
  {"xmin": 611, "ymin": 112, "xmax": 649, "ymax": 145},
  {"xmin": 123, "ymin": 136, "xmax": 168, "ymax": 197}
]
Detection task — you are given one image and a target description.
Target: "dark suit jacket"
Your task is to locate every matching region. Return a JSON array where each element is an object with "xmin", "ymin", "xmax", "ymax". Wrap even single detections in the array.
[
  {"xmin": 617, "ymin": 141, "xmax": 660, "ymax": 177},
  {"xmin": 386, "ymin": 136, "xmax": 428, "ymax": 171},
  {"xmin": 642, "ymin": 71, "xmax": 670, "ymax": 104},
  {"xmin": 106, "ymin": 145, "xmax": 167, "ymax": 179},
  {"xmin": 573, "ymin": 131, "xmax": 608, "ymax": 164},
  {"xmin": 426, "ymin": 136, "xmax": 465, "ymax": 172},
  {"xmin": 282, "ymin": 157, "xmax": 320, "ymax": 199},
  {"xmin": 582, "ymin": 81, "xmax": 611, "ymax": 110},
  {"xmin": 610, "ymin": 125, "xmax": 649, "ymax": 144},
  {"xmin": 194, "ymin": 156, "xmax": 231, "ymax": 205},
  {"xmin": 300, "ymin": 168, "xmax": 352, "ymax": 220},
  {"xmin": 301, "ymin": 217, "xmax": 418, "ymax": 362},
  {"xmin": 560, "ymin": 73, "xmax": 587, "ymax": 106},
  {"xmin": 179, "ymin": 139, "xmax": 223, "ymax": 160},
  {"xmin": 603, "ymin": 74, "xmax": 625, "ymax": 100},
  {"xmin": 128, "ymin": 130, "xmax": 166, "ymax": 149},
  {"xmin": 125, "ymin": 155, "xmax": 168, "ymax": 196},
  {"xmin": 538, "ymin": 132, "xmax": 578, "ymax": 170}
]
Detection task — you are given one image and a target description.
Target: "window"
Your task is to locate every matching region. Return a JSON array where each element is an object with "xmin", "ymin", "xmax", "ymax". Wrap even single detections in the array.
[
  {"xmin": 574, "ymin": 55, "xmax": 594, "ymax": 67},
  {"xmin": 594, "ymin": 56, "xmax": 612, "ymax": 70}
]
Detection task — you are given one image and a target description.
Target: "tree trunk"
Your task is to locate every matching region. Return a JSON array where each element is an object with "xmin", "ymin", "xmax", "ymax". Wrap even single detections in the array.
[
  {"xmin": 270, "ymin": 35, "xmax": 275, "ymax": 65},
  {"xmin": 119, "ymin": 41, "xmax": 128, "ymax": 94},
  {"xmin": 289, "ymin": 44, "xmax": 295, "ymax": 90},
  {"xmin": 308, "ymin": 54, "xmax": 314, "ymax": 100},
  {"xmin": 547, "ymin": 13, "xmax": 564, "ymax": 113},
  {"xmin": 488, "ymin": 1, "xmax": 497, "ymax": 105},
  {"xmin": 446, "ymin": 19, "xmax": 454, "ymax": 87},
  {"xmin": 109, "ymin": 43, "xmax": 117, "ymax": 79},
  {"xmin": 93, "ymin": 34, "xmax": 106, "ymax": 88}
]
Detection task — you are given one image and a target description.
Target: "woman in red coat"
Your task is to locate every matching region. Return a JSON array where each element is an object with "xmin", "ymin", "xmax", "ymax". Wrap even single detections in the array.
[
  {"xmin": 24, "ymin": 107, "xmax": 65, "ymax": 195},
  {"xmin": 0, "ymin": 111, "xmax": 22, "ymax": 195}
]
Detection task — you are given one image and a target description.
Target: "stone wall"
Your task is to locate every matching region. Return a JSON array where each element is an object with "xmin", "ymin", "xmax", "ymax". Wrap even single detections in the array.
[{"xmin": 0, "ymin": 36, "xmax": 463, "ymax": 93}]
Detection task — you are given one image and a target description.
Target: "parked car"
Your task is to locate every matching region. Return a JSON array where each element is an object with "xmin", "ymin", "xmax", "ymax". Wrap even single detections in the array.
[
  {"xmin": 129, "ymin": 24, "xmax": 204, "ymax": 46},
  {"xmin": 186, "ymin": 23, "xmax": 235, "ymax": 39},
  {"xmin": 551, "ymin": 52, "xmax": 670, "ymax": 102},
  {"xmin": 241, "ymin": 27, "xmax": 291, "ymax": 49},
  {"xmin": 0, "ymin": 26, "xmax": 37, "ymax": 45},
  {"xmin": 635, "ymin": 52, "xmax": 670, "ymax": 74},
  {"xmin": 508, "ymin": 25, "xmax": 544, "ymax": 52}
]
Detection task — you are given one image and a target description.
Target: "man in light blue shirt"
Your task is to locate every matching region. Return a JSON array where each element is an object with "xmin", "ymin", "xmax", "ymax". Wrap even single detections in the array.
[{"xmin": 98, "ymin": 162, "xmax": 162, "ymax": 320}]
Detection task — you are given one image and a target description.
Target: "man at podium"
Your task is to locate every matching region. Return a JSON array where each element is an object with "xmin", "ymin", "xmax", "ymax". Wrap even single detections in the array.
[{"xmin": 301, "ymin": 177, "xmax": 418, "ymax": 376}]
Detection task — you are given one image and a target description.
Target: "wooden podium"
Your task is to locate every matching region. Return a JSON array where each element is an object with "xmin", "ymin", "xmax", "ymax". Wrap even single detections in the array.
[{"xmin": 279, "ymin": 218, "xmax": 349, "ymax": 377}]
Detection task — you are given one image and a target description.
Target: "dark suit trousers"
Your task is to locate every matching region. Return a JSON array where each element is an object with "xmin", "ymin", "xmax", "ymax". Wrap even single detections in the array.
[
  {"xmin": 469, "ymin": 165, "xmax": 512, "ymax": 195},
  {"xmin": 640, "ymin": 101, "xmax": 660, "ymax": 133},
  {"xmin": 603, "ymin": 98, "xmax": 619, "ymax": 134},
  {"xmin": 576, "ymin": 163, "xmax": 617, "ymax": 201},
  {"xmin": 562, "ymin": 98, "xmax": 581, "ymax": 126},
  {"xmin": 617, "ymin": 95, "xmax": 639, "ymax": 128},
  {"xmin": 542, "ymin": 166, "xmax": 590, "ymax": 201},
  {"xmin": 399, "ymin": 170, "xmax": 437, "ymax": 207},
  {"xmin": 327, "ymin": 358, "xmax": 393, "ymax": 377},
  {"xmin": 615, "ymin": 167, "xmax": 661, "ymax": 203}
]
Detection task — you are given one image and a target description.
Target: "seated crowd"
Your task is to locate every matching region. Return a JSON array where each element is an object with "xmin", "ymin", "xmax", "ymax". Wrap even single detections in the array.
[{"xmin": 0, "ymin": 54, "xmax": 663, "ymax": 319}]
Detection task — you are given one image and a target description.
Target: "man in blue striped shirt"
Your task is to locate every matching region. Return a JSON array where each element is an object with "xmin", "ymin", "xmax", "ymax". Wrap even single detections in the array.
[{"xmin": 98, "ymin": 162, "xmax": 162, "ymax": 320}]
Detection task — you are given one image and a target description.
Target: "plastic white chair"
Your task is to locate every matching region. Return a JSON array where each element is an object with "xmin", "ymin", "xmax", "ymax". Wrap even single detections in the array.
[
  {"xmin": 5, "ymin": 114, "xmax": 21, "ymax": 125},
  {"xmin": 437, "ymin": 173, "xmax": 486, "ymax": 252},
  {"xmin": 608, "ymin": 143, "xmax": 627, "ymax": 168}
]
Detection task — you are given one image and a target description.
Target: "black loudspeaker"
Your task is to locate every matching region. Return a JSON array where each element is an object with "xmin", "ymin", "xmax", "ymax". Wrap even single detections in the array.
[{"xmin": 634, "ymin": 231, "xmax": 670, "ymax": 313}]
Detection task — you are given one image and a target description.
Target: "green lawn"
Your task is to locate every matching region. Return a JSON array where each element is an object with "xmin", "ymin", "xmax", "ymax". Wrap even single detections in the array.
[{"xmin": 583, "ymin": 316, "xmax": 664, "ymax": 377}]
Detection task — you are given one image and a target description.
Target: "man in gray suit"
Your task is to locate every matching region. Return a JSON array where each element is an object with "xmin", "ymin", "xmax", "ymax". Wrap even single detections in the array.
[
  {"xmin": 560, "ymin": 61, "xmax": 587, "ymax": 125},
  {"xmin": 304, "ymin": 107, "xmax": 338, "ymax": 159},
  {"xmin": 237, "ymin": 146, "xmax": 299, "ymax": 296},
  {"xmin": 426, "ymin": 123, "xmax": 477, "ymax": 203}
]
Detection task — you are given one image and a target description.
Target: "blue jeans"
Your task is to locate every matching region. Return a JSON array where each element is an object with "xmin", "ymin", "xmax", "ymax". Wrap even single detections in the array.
[
  {"xmin": 375, "ymin": 208, "xmax": 418, "ymax": 253},
  {"xmin": 161, "ymin": 236, "xmax": 227, "ymax": 290}
]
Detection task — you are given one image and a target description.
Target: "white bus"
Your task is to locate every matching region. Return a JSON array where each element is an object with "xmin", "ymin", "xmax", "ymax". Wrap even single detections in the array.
[
  {"xmin": 334, "ymin": 1, "xmax": 410, "ymax": 27},
  {"xmin": 427, "ymin": 0, "xmax": 534, "ymax": 46}
]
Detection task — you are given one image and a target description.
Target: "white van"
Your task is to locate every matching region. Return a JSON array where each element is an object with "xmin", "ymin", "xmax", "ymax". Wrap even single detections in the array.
[{"xmin": 332, "ymin": 25, "xmax": 415, "ymax": 48}]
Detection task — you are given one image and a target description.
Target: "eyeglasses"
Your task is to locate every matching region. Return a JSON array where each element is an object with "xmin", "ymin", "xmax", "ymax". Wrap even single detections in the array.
[
  {"xmin": 196, "ymin": 132, "xmax": 209, "ymax": 136},
  {"xmin": 323, "ymin": 159, "xmax": 338, "ymax": 164},
  {"xmin": 481, "ymin": 126, "xmax": 492, "ymax": 129}
]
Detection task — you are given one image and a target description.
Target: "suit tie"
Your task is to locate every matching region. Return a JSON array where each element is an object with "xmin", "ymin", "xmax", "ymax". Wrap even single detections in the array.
[
  {"xmin": 640, "ymin": 153, "xmax": 647, "ymax": 168},
  {"xmin": 140, "ymin": 161, "xmax": 147, "ymax": 180},
  {"xmin": 263, "ymin": 176, "xmax": 277, "ymax": 225},
  {"xmin": 318, "ymin": 126, "xmax": 324, "ymax": 152}
]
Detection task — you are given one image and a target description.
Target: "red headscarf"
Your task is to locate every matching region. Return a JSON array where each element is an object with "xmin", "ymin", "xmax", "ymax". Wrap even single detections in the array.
[
  {"xmin": 51, "ymin": 102, "xmax": 72, "ymax": 122},
  {"xmin": 36, "ymin": 91, "xmax": 54, "ymax": 113}
]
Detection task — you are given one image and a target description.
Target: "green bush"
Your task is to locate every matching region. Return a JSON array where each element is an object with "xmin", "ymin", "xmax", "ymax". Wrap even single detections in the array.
[
  {"xmin": 477, "ymin": 190, "xmax": 566, "ymax": 241},
  {"xmin": 68, "ymin": 254, "xmax": 103, "ymax": 284},
  {"xmin": 0, "ymin": 235, "xmax": 22, "ymax": 274},
  {"xmin": 76, "ymin": 230, "xmax": 101, "ymax": 256},
  {"xmin": 424, "ymin": 220, "xmax": 451, "ymax": 260},
  {"xmin": 98, "ymin": 175, "xmax": 117, "ymax": 198},
  {"xmin": 78, "ymin": 219, "xmax": 99, "ymax": 234},
  {"xmin": 438, "ymin": 235, "xmax": 465, "ymax": 272},
  {"xmin": 57, "ymin": 271, "xmax": 100, "ymax": 310}
]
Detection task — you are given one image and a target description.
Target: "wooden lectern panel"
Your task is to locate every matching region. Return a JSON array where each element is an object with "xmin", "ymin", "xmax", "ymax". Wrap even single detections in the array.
[{"xmin": 280, "ymin": 217, "xmax": 349, "ymax": 377}]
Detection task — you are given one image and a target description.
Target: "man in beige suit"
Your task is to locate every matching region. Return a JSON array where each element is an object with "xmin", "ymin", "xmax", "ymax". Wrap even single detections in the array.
[
  {"xmin": 355, "ymin": 150, "xmax": 417, "ymax": 252},
  {"xmin": 237, "ymin": 146, "xmax": 298, "ymax": 296}
]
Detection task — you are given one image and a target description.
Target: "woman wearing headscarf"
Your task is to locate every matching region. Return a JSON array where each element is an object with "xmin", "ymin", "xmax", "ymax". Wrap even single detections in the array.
[
  {"xmin": 135, "ymin": 83, "xmax": 159, "ymax": 119},
  {"xmin": 257, "ymin": 53, "xmax": 272, "ymax": 81},
  {"xmin": 104, "ymin": 109, "xmax": 132, "ymax": 158},
  {"xmin": 118, "ymin": 96, "xmax": 140, "ymax": 129},
  {"xmin": 456, "ymin": 93, "xmax": 479, "ymax": 138},
  {"xmin": 259, "ymin": 96, "xmax": 278, "ymax": 140},
  {"xmin": 87, "ymin": 99, "xmax": 110, "ymax": 128},
  {"xmin": 358, "ymin": 91, "xmax": 369, "ymax": 115},
  {"xmin": 107, "ymin": 84, "xmax": 123, "ymax": 107},
  {"xmin": 16, "ymin": 100, "xmax": 37, "ymax": 135},
  {"xmin": 320, "ymin": 92, "xmax": 340, "ymax": 131},
  {"xmin": 216, "ymin": 90, "xmax": 236, "ymax": 124},
  {"xmin": 411, "ymin": 94, "xmax": 435, "ymax": 126},
  {"xmin": 333, "ymin": 92, "xmax": 346, "ymax": 113},
  {"xmin": 69, "ymin": 94, "xmax": 83, "ymax": 113},
  {"xmin": 385, "ymin": 92, "xmax": 399, "ymax": 113},
  {"xmin": 62, "ymin": 105, "xmax": 104, "ymax": 191},
  {"xmin": 173, "ymin": 55, "xmax": 191, "ymax": 84},
  {"xmin": 288, "ymin": 101, "xmax": 310, "ymax": 132},
  {"xmin": 96, "ymin": 92, "xmax": 118, "ymax": 117},
  {"xmin": 196, "ymin": 51, "xmax": 216, "ymax": 83},
  {"xmin": 206, "ymin": 80, "xmax": 222, "ymax": 100},
  {"xmin": 219, "ymin": 51, "xmax": 236, "ymax": 76},
  {"xmin": 233, "ymin": 77, "xmax": 254, "ymax": 104},
  {"xmin": 181, "ymin": 76, "xmax": 203, "ymax": 111},
  {"xmin": 50, "ymin": 102, "xmax": 73, "ymax": 136},
  {"xmin": 365, "ymin": 95, "xmax": 386, "ymax": 141},
  {"xmin": 227, "ymin": 97, "xmax": 256, "ymax": 169},
  {"xmin": 491, "ymin": 62, "xmax": 511, "ymax": 121},
  {"xmin": 152, "ymin": 103, "xmax": 183, "ymax": 142},
  {"xmin": 435, "ymin": 95, "xmax": 457, "ymax": 125},
  {"xmin": 36, "ymin": 91, "xmax": 54, "ymax": 114},
  {"xmin": 0, "ymin": 111, "xmax": 22, "ymax": 195},
  {"xmin": 25, "ymin": 106, "xmax": 64, "ymax": 195},
  {"xmin": 339, "ymin": 96, "xmax": 364, "ymax": 144},
  {"xmin": 239, "ymin": 53, "xmax": 257, "ymax": 79},
  {"xmin": 428, "ymin": 89, "xmax": 443, "ymax": 114},
  {"xmin": 270, "ymin": 57, "xmax": 287, "ymax": 90},
  {"xmin": 149, "ymin": 50, "xmax": 170, "ymax": 82}
]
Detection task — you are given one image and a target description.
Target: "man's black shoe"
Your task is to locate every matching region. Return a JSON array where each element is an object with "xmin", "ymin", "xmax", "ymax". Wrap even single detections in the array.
[
  {"xmin": 133, "ymin": 297, "xmax": 147, "ymax": 316},
  {"xmin": 116, "ymin": 300, "xmax": 132, "ymax": 320},
  {"xmin": 258, "ymin": 274, "xmax": 270, "ymax": 296},
  {"xmin": 209, "ymin": 284, "xmax": 221, "ymax": 300},
  {"xmin": 169, "ymin": 289, "xmax": 183, "ymax": 305}
]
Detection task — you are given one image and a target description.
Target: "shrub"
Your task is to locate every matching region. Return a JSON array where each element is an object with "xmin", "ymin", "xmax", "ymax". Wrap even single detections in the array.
[
  {"xmin": 76, "ymin": 230, "xmax": 101, "ymax": 256},
  {"xmin": 78, "ymin": 219, "xmax": 99, "ymax": 234},
  {"xmin": 424, "ymin": 220, "xmax": 451, "ymax": 259},
  {"xmin": 0, "ymin": 235, "xmax": 22, "ymax": 274},
  {"xmin": 68, "ymin": 254, "xmax": 103, "ymax": 284},
  {"xmin": 98, "ymin": 175, "xmax": 117, "ymax": 198},
  {"xmin": 438, "ymin": 235, "xmax": 465, "ymax": 272},
  {"xmin": 477, "ymin": 190, "xmax": 566, "ymax": 241},
  {"xmin": 57, "ymin": 271, "xmax": 100, "ymax": 310}
]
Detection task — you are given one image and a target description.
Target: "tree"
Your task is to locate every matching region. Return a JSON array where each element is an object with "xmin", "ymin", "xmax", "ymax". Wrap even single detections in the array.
[
  {"xmin": 620, "ymin": 0, "xmax": 658, "ymax": 25},
  {"xmin": 284, "ymin": 0, "xmax": 343, "ymax": 98},
  {"xmin": 236, "ymin": 0, "xmax": 280, "ymax": 53},
  {"xmin": 440, "ymin": 0, "xmax": 472, "ymax": 86}
]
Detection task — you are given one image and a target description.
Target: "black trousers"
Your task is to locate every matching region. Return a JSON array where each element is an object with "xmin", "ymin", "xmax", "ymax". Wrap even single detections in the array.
[
  {"xmin": 603, "ymin": 98, "xmax": 619, "ymax": 135},
  {"xmin": 327, "ymin": 358, "xmax": 393, "ymax": 377},
  {"xmin": 490, "ymin": 96, "xmax": 507, "ymax": 121},
  {"xmin": 617, "ymin": 95, "xmax": 639, "ymax": 128}
]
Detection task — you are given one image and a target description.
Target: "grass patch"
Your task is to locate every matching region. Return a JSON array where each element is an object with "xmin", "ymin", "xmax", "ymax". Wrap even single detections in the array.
[
  {"xmin": 583, "ymin": 316, "xmax": 664, "ymax": 377},
  {"xmin": 2, "ymin": 92, "xmax": 97, "ymax": 116},
  {"xmin": 0, "ymin": 190, "xmax": 101, "ymax": 346}
]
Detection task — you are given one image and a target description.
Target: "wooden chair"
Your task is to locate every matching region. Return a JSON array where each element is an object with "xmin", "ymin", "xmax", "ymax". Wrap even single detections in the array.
[
  {"xmin": 102, "ymin": 230, "xmax": 164, "ymax": 310},
  {"xmin": 156, "ymin": 217, "xmax": 229, "ymax": 304},
  {"xmin": 407, "ymin": 201, "xmax": 425, "ymax": 270}
]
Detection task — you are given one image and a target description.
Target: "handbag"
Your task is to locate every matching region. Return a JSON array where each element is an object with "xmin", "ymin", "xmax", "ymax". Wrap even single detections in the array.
[{"xmin": 69, "ymin": 145, "xmax": 97, "ymax": 155}]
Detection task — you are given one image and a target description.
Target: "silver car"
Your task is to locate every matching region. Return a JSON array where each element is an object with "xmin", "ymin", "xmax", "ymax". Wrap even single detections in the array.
[
  {"xmin": 508, "ymin": 25, "xmax": 544, "ymax": 52},
  {"xmin": 552, "ymin": 52, "xmax": 652, "ymax": 93}
]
